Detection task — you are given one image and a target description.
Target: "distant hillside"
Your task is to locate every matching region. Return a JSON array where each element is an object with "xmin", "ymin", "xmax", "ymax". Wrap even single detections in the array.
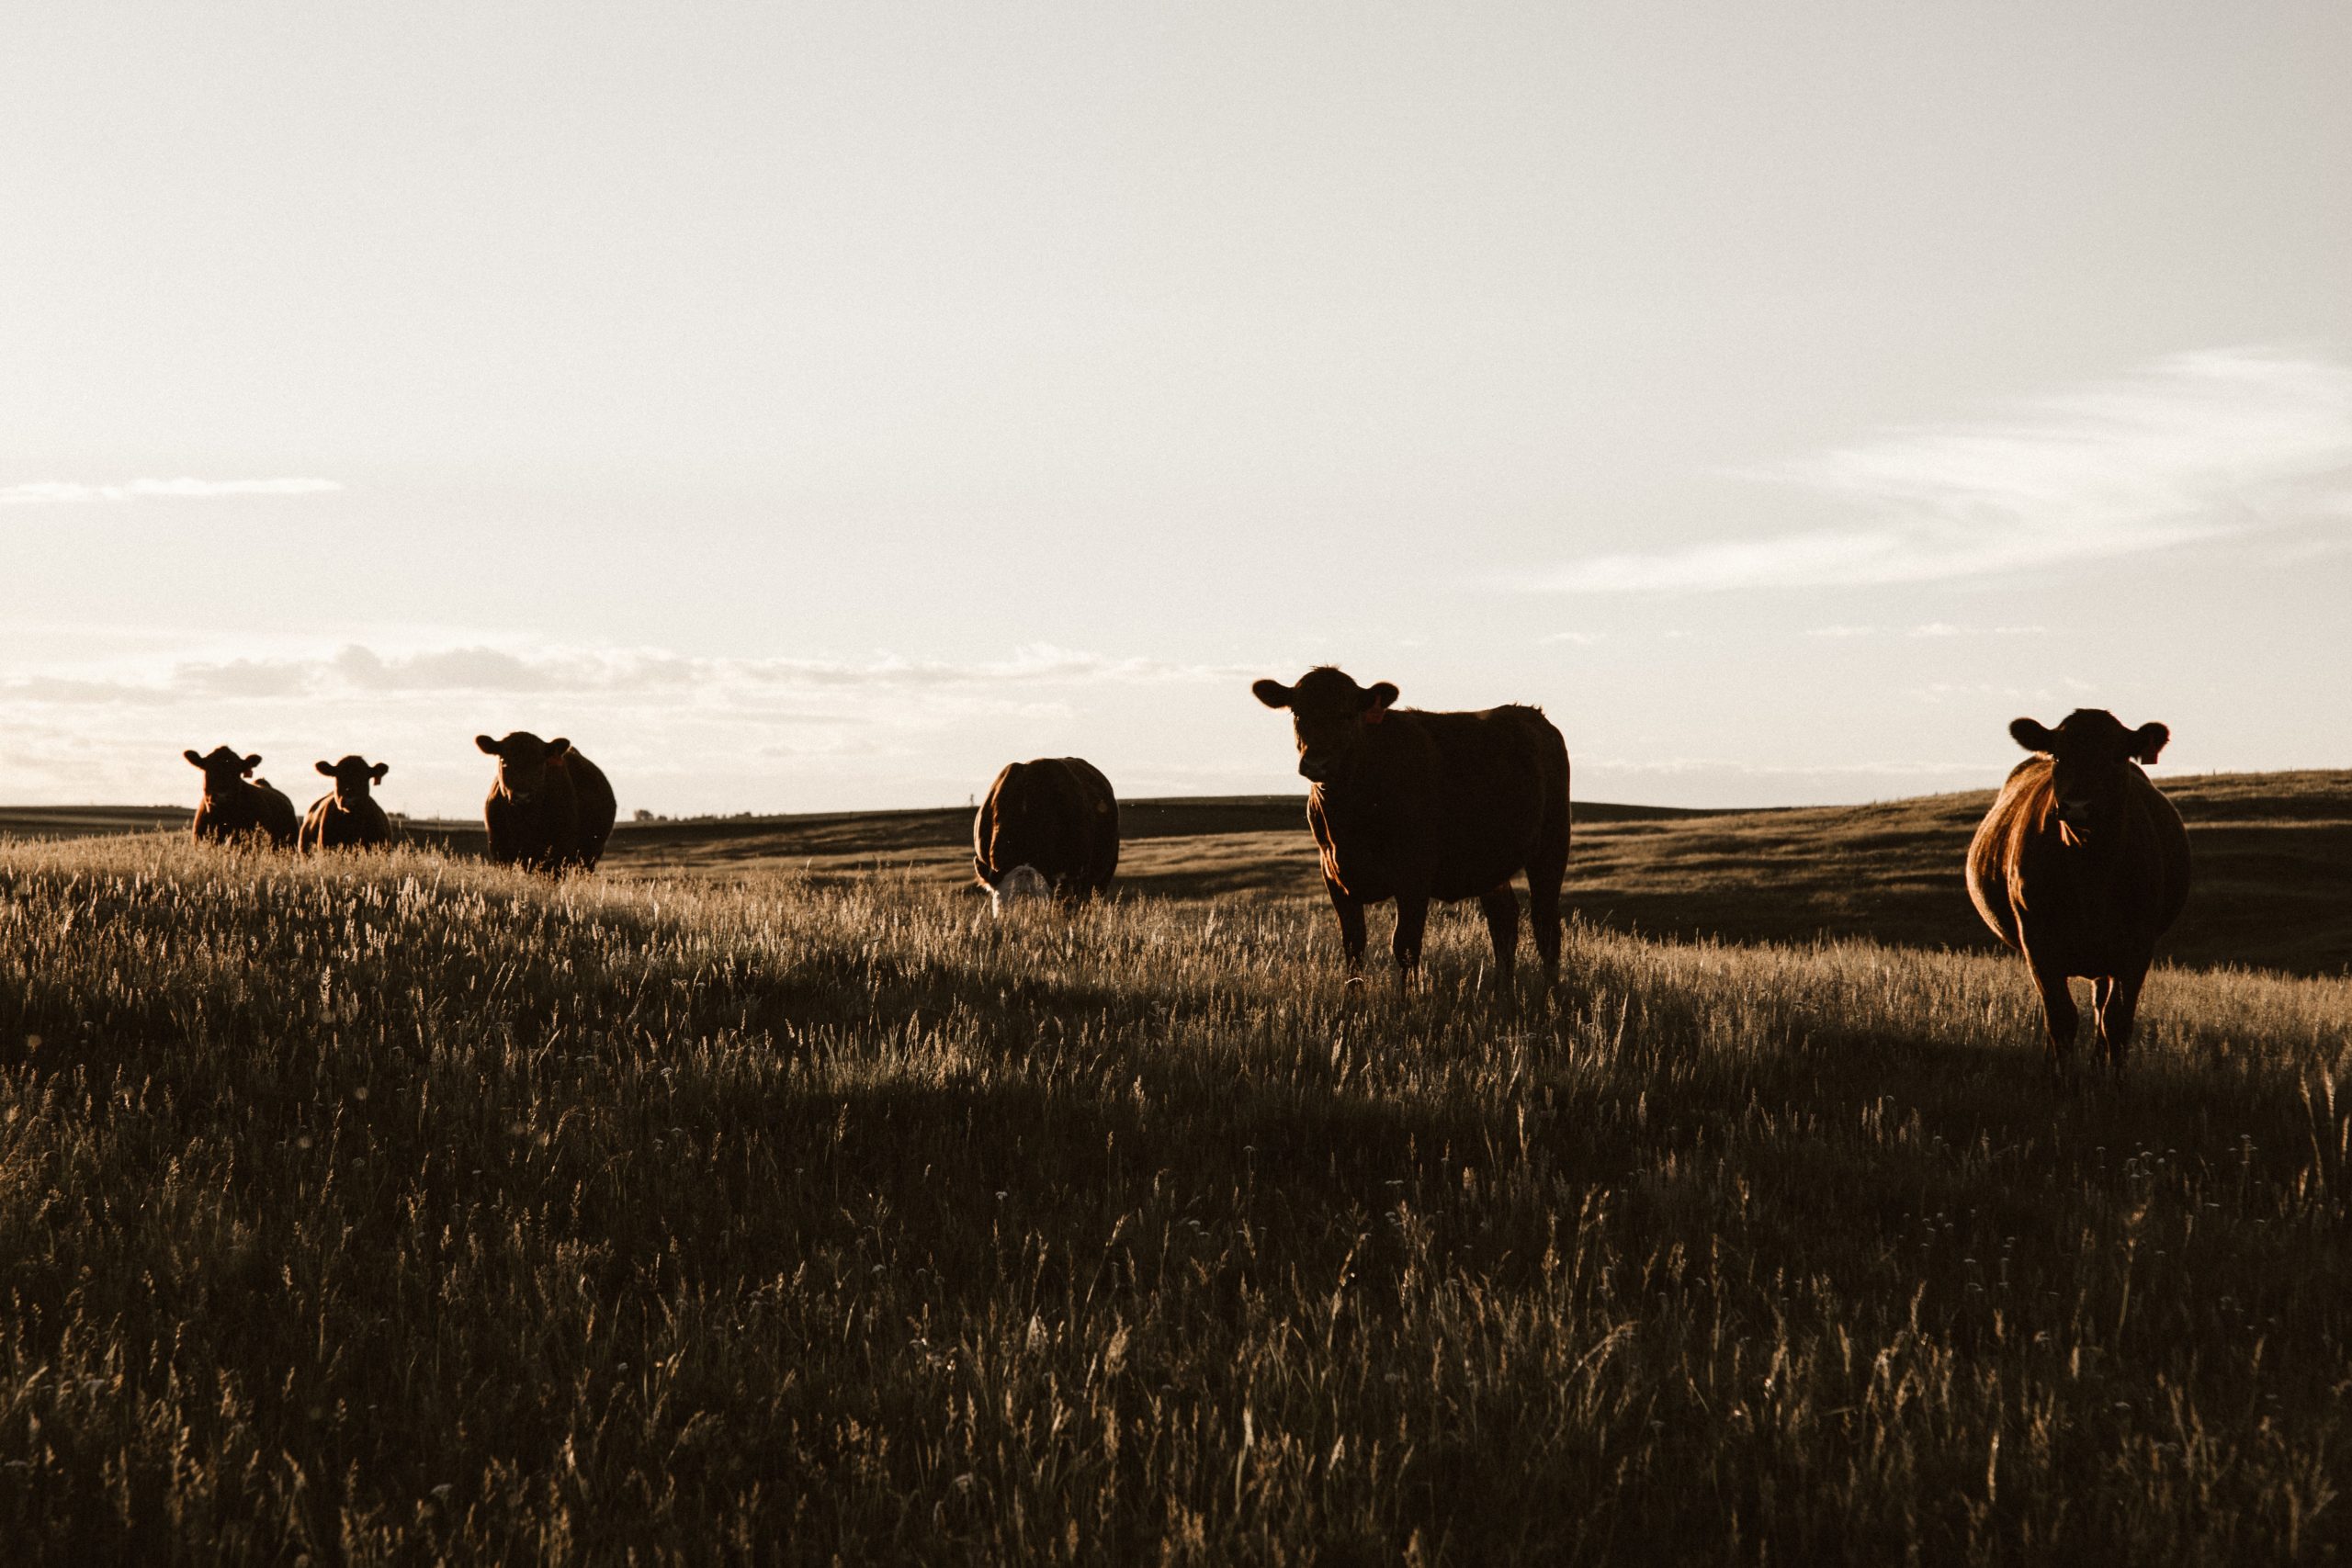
[
  {"xmin": 1564, "ymin": 770, "xmax": 2352, "ymax": 976},
  {"xmin": 6, "ymin": 772, "xmax": 2345, "ymax": 974}
]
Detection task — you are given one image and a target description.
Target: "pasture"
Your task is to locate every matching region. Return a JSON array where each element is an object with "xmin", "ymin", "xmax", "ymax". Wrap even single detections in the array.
[{"xmin": 2, "ymin": 776, "xmax": 2349, "ymax": 1562}]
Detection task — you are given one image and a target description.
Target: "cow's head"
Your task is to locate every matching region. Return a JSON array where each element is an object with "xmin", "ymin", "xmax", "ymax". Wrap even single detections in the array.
[
  {"xmin": 2009, "ymin": 709, "xmax": 2169, "ymax": 836},
  {"xmin": 990, "ymin": 863, "xmax": 1053, "ymax": 916},
  {"xmin": 1252, "ymin": 667, "xmax": 1398, "ymax": 784},
  {"xmin": 316, "ymin": 754, "xmax": 389, "ymax": 804},
  {"xmin": 476, "ymin": 732, "xmax": 572, "ymax": 802},
  {"xmin": 185, "ymin": 746, "xmax": 261, "ymax": 793}
]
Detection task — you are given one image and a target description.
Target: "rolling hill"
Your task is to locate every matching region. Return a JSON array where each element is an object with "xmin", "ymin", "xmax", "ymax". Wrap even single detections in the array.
[{"xmin": 6, "ymin": 769, "xmax": 2347, "ymax": 975}]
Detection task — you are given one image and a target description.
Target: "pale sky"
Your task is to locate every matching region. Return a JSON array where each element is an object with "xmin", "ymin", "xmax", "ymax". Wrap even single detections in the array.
[{"xmin": 5, "ymin": 4, "xmax": 2348, "ymax": 818}]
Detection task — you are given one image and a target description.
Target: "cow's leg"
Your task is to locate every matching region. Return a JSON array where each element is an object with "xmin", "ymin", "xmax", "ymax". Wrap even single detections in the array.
[
  {"xmin": 1324, "ymin": 877, "xmax": 1369, "ymax": 981},
  {"xmin": 1478, "ymin": 884, "xmax": 1520, "ymax": 990},
  {"xmin": 2026, "ymin": 951, "xmax": 2080, "ymax": 1077},
  {"xmin": 2096, "ymin": 965, "xmax": 2148, "ymax": 1080},
  {"xmin": 1525, "ymin": 851, "xmax": 1566, "ymax": 988},
  {"xmin": 1391, "ymin": 894, "xmax": 1430, "ymax": 996}
]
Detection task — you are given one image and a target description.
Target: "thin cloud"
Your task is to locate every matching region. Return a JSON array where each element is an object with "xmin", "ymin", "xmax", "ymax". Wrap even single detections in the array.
[
  {"xmin": 1587, "ymin": 755, "xmax": 2004, "ymax": 779},
  {"xmin": 0, "ymin": 477, "xmax": 343, "ymax": 504},
  {"xmin": 0, "ymin": 641, "xmax": 1256, "ymax": 707},
  {"xmin": 1905, "ymin": 623, "xmax": 2045, "ymax": 639},
  {"xmin": 1534, "ymin": 347, "xmax": 2352, "ymax": 592},
  {"xmin": 1807, "ymin": 623, "xmax": 2045, "ymax": 639}
]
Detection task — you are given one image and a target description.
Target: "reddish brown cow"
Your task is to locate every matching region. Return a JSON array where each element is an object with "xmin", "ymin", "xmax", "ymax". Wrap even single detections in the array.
[
  {"xmin": 183, "ymin": 746, "xmax": 299, "ymax": 848},
  {"xmin": 1965, "ymin": 709, "xmax": 2191, "ymax": 1076},
  {"xmin": 973, "ymin": 757, "xmax": 1119, "ymax": 911},
  {"xmin": 475, "ymin": 732, "xmax": 616, "ymax": 872},
  {"xmin": 1253, "ymin": 667, "xmax": 1570, "ymax": 991},
  {"xmin": 300, "ymin": 755, "xmax": 393, "ymax": 852}
]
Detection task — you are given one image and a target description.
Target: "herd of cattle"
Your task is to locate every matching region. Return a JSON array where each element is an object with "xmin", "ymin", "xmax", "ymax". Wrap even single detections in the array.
[
  {"xmin": 178, "ymin": 667, "xmax": 2189, "ymax": 1072},
  {"xmin": 186, "ymin": 731, "xmax": 616, "ymax": 872}
]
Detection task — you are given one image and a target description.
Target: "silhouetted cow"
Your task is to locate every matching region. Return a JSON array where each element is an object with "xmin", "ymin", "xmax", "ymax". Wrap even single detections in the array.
[
  {"xmin": 184, "ymin": 746, "xmax": 299, "ymax": 848},
  {"xmin": 1253, "ymin": 667, "xmax": 1570, "ymax": 991},
  {"xmin": 300, "ymin": 755, "xmax": 393, "ymax": 852},
  {"xmin": 973, "ymin": 758, "xmax": 1119, "ymax": 911},
  {"xmin": 1965, "ymin": 709, "xmax": 2191, "ymax": 1076},
  {"xmin": 475, "ymin": 732, "xmax": 616, "ymax": 873}
]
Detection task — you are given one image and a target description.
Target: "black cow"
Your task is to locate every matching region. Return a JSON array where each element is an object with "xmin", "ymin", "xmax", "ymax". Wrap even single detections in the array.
[
  {"xmin": 475, "ymin": 732, "xmax": 616, "ymax": 872},
  {"xmin": 300, "ymin": 755, "xmax": 393, "ymax": 852},
  {"xmin": 184, "ymin": 746, "xmax": 299, "ymax": 848}
]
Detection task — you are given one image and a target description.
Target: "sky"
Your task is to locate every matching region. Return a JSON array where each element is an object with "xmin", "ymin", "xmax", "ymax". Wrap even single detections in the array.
[{"xmin": 4, "ymin": 3, "xmax": 2348, "ymax": 818}]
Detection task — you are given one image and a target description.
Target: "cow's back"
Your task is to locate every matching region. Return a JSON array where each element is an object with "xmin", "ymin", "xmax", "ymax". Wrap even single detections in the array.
[
  {"xmin": 254, "ymin": 784, "xmax": 298, "ymax": 846},
  {"xmin": 560, "ymin": 753, "xmax": 617, "ymax": 869},
  {"xmin": 2127, "ymin": 771, "xmax": 2192, "ymax": 935},
  {"xmin": 1380, "ymin": 705, "xmax": 1567, "ymax": 900}
]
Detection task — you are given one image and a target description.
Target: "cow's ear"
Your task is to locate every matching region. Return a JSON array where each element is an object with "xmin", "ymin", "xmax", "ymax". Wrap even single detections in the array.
[
  {"xmin": 185, "ymin": 749, "xmax": 205, "ymax": 767},
  {"xmin": 1363, "ymin": 682, "xmax": 1399, "ymax": 714},
  {"xmin": 2008, "ymin": 718, "xmax": 2055, "ymax": 753},
  {"xmin": 2131, "ymin": 723, "xmax": 2169, "ymax": 765},
  {"xmin": 316, "ymin": 761, "xmax": 336, "ymax": 777},
  {"xmin": 546, "ymin": 738, "xmax": 572, "ymax": 759},
  {"xmin": 371, "ymin": 761, "xmax": 390, "ymax": 781},
  {"xmin": 242, "ymin": 754, "xmax": 262, "ymax": 774},
  {"xmin": 1251, "ymin": 680, "xmax": 1293, "ymax": 710},
  {"xmin": 475, "ymin": 735, "xmax": 502, "ymax": 756}
]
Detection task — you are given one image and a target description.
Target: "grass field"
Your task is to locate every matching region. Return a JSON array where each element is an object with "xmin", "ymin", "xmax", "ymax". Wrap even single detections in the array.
[
  {"xmin": 17, "ymin": 768, "xmax": 2348, "ymax": 972},
  {"xmin": 2, "ymin": 781, "xmax": 2349, "ymax": 1562}
]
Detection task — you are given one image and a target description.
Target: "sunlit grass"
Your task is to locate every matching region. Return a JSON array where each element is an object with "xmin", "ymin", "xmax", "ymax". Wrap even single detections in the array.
[{"xmin": 1, "ymin": 833, "xmax": 2346, "ymax": 1562}]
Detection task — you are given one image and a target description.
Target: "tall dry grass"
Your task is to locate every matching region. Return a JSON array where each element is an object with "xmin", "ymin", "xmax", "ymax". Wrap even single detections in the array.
[{"xmin": 1, "ymin": 833, "xmax": 2347, "ymax": 1563}]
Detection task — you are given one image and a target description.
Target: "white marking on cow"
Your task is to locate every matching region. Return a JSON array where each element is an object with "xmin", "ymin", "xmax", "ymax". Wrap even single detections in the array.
[{"xmin": 991, "ymin": 863, "xmax": 1051, "ymax": 916}]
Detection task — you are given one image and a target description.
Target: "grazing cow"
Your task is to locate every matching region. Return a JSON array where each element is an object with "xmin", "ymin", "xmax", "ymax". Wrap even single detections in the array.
[
  {"xmin": 1965, "ymin": 710, "xmax": 2191, "ymax": 1076},
  {"xmin": 475, "ymin": 732, "xmax": 616, "ymax": 873},
  {"xmin": 973, "ymin": 758, "xmax": 1119, "ymax": 910},
  {"xmin": 183, "ymin": 746, "xmax": 300, "ymax": 848},
  {"xmin": 1252, "ymin": 667, "xmax": 1570, "ymax": 991},
  {"xmin": 300, "ymin": 755, "xmax": 394, "ymax": 852}
]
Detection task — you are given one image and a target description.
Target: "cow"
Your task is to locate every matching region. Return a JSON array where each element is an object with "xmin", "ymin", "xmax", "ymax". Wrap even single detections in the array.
[
  {"xmin": 474, "ymin": 732, "xmax": 616, "ymax": 873},
  {"xmin": 972, "ymin": 758, "xmax": 1119, "ymax": 911},
  {"xmin": 1252, "ymin": 667, "xmax": 1570, "ymax": 993},
  {"xmin": 1964, "ymin": 709, "xmax": 2191, "ymax": 1077},
  {"xmin": 183, "ymin": 746, "xmax": 300, "ymax": 848},
  {"xmin": 300, "ymin": 755, "xmax": 394, "ymax": 852}
]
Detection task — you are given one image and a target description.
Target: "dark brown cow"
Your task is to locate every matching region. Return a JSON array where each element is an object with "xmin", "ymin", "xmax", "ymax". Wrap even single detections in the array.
[
  {"xmin": 973, "ymin": 758, "xmax": 1119, "ymax": 911},
  {"xmin": 1253, "ymin": 667, "xmax": 1570, "ymax": 991},
  {"xmin": 183, "ymin": 746, "xmax": 299, "ymax": 848},
  {"xmin": 1965, "ymin": 709, "xmax": 2191, "ymax": 1076},
  {"xmin": 475, "ymin": 732, "xmax": 616, "ymax": 873},
  {"xmin": 300, "ymin": 755, "xmax": 393, "ymax": 852}
]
